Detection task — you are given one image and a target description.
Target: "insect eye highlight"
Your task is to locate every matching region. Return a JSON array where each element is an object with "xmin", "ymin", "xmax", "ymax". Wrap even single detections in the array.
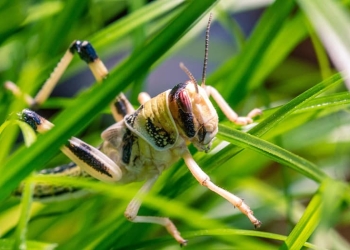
[{"xmin": 177, "ymin": 90, "xmax": 192, "ymax": 113}]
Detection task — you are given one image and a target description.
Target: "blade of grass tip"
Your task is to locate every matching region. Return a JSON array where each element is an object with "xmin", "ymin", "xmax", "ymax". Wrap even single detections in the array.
[
  {"xmin": 13, "ymin": 180, "xmax": 34, "ymax": 250},
  {"xmin": 0, "ymin": 78, "xmax": 40, "ymax": 185},
  {"xmin": 0, "ymin": 117, "xmax": 20, "ymax": 166},
  {"xmin": 0, "ymin": 0, "xmax": 217, "ymax": 202},
  {"xmin": 294, "ymin": 92, "xmax": 350, "ymax": 114},
  {"xmin": 0, "ymin": 61, "xmax": 42, "ymax": 168},
  {"xmin": 0, "ymin": 120, "xmax": 11, "ymax": 135},
  {"xmin": 297, "ymin": 0, "xmax": 350, "ymax": 88},
  {"xmin": 250, "ymin": 90, "xmax": 350, "ymax": 120},
  {"xmin": 217, "ymin": 125, "xmax": 328, "ymax": 183},
  {"xmin": 15, "ymin": 121, "xmax": 37, "ymax": 147},
  {"xmin": 279, "ymin": 180, "xmax": 333, "ymax": 250}
]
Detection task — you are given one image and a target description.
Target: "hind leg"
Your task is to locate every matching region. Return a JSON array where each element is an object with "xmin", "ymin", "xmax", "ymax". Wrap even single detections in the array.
[
  {"xmin": 19, "ymin": 109, "xmax": 122, "ymax": 183},
  {"xmin": 5, "ymin": 40, "xmax": 108, "ymax": 108},
  {"xmin": 124, "ymin": 175, "xmax": 187, "ymax": 246}
]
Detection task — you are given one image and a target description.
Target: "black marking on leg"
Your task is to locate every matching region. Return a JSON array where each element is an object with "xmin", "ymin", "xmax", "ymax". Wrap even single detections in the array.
[
  {"xmin": 122, "ymin": 128, "xmax": 136, "ymax": 164},
  {"xmin": 125, "ymin": 105, "xmax": 143, "ymax": 127},
  {"xmin": 69, "ymin": 40, "xmax": 98, "ymax": 63},
  {"xmin": 114, "ymin": 96, "xmax": 128, "ymax": 118},
  {"xmin": 145, "ymin": 118, "xmax": 176, "ymax": 148},
  {"xmin": 66, "ymin": 142, "xmax": 112, "ymax": 178},
  {"xmin": 19, "ymin": 109, "xmax": 42, "ymax": 131}
]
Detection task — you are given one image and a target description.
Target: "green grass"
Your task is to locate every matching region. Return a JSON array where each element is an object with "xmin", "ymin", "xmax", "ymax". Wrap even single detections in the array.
[{"xmin": 1, "ymin": 0, "xmax": 350, "ymax": 249}]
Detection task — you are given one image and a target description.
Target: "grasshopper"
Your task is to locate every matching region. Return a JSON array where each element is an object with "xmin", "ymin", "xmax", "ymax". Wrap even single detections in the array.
[{"xmin": 6, "ymin": 14, "xmax": 262, "ymax": 245}]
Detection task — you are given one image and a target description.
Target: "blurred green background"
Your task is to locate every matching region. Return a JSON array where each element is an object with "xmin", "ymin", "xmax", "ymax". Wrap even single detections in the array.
[{"xmin": 0, "ymin": 0, "xmax": 350, "ymax": 249}]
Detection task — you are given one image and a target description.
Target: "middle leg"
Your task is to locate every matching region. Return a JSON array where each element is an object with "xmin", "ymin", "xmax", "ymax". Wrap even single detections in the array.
[
  {"xmin": 124, "ymin": 175, "xmax": 187, "ymax": 246},
  {"xmin": 5, "ymin": 40, "xmax": 108, "ymax": 108},
  {"xmin": 110, "ymin": 91, "xmax": 151, "ymax": 122}
]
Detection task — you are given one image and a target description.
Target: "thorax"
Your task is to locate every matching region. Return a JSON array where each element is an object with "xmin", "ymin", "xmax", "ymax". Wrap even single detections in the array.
[{"xmin": 100, "ymin": 119, "xmax": 187, "ymax": 184}]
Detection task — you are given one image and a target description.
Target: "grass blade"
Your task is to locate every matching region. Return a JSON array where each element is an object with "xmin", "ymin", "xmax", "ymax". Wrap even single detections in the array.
[
  {"xmin": 217, "ymin": 125, "xmax": 327, "ymax": 182},
  {"xmin": 13, "ymin": 180, "xmax": 33, "ymax": 250}
]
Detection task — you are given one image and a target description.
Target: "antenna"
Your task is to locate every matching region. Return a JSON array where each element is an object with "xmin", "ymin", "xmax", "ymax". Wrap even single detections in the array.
[
  {"xmin": 178, "ymin": 14, "xmax": 212, "ymax": 99},
  {"xmin": 201, "ymin": 13, "xmax": 212, "ymax": 87},
  {"xmin": 180, "ymin": 62, "xmax": 199, "ymax": 94}
]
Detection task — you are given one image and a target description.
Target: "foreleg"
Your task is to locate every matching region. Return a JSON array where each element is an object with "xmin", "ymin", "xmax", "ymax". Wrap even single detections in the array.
[
  {"xmin": 205, "ymin": 86, "xmax": 262, "ymax": 125},
  {"xmin": 124, "ymin": 175, "xmax": 187, "ymax": 246},
  {"xmin": 182, "ymin": 150, "xmax": 261, "ymax": 228}
]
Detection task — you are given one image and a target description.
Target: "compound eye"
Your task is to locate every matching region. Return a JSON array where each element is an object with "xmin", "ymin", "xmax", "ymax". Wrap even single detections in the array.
[
  {"xmin": 177, "ymin": 90, "xmax": 192, "ymax": 113},
  {"xmin": 197, "ymin": 125, "xmax": 206, "ymax": 143}
]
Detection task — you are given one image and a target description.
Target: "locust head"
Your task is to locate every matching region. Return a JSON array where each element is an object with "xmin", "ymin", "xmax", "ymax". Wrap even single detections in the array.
[
  {"xmin": 168, "ymin": 81, "xmax": 218, "ymax": 153},
  {"xmin": 168, "ymin": 13, "xmax": 217, "ymax": 152}
]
